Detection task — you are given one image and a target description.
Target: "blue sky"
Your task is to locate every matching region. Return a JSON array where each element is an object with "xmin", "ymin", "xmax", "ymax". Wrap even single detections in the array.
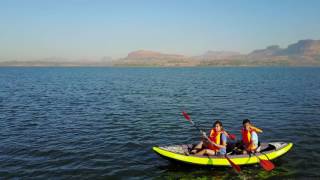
[{"xmin": 1, "ymin": 0, "xmax": 320, "ymax": 60}]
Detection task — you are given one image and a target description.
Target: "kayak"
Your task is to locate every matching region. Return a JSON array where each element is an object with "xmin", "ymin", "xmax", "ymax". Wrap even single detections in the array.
[{"xmin": 153, "ymin": 142, "xmax": 293, "ymax": 166}]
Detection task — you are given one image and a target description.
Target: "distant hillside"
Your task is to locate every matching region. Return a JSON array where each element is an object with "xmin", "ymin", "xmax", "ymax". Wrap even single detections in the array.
[
  {"xmin": 127, "ymin": 50, "xmax": 184, "ymax": 59},
  {"xmin": 244, "ymin": 39, "xmax": 320, "ymax": 66},
  {"xmin": 113, "ymin": 50, "xmax": 198, "ymax": 67},
  {"xmin": 114, "ymin": 39, "xmax": 320, "ymax": 66},
  {"xmin": 282, "ymin": 39, "xmax": 320, "ymax": 56},
  {"xmin": 194, "ymin": 51, "xmax": 242, "ymax": 60},
  {"xmin": 248, "ymin": 40, "xmax": 320, "ymax": 58},
  {"xmin": 248, "ymin": 45, "xmax": 283, "ymax": 58},
  {"xmin": 1, "ymin": 39, "xmax": 320, "ymax": 67}
]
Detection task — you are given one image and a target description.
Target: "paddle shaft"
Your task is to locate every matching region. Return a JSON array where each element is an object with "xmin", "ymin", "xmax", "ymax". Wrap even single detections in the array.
[
  {"xmin": 182, "ymin": 112, "xmax": 236, "ymax": 140},
  {"xmin": 188, "ymin": 119, "xmax": 207, "ymax": 136},
  {"xmin": 187, "ymin": 118, "xmax": 219, "ymax": 147}
]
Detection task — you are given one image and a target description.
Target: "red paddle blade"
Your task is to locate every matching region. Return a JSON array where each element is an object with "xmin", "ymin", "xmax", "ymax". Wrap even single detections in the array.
[
  {"xmin": 229, "ymin": 134, "xmax": 236, "ymax": 140},
  {"xmin": 225, "ymin": 156, "xmax": 241, "ymax": 173},
  {"xmin": 260, "ymin": 159, "xmax": 275, "ymax": 171},
  {"xmin": 182, "ymin": 111, "xmax": 190, "ymax": 121}
]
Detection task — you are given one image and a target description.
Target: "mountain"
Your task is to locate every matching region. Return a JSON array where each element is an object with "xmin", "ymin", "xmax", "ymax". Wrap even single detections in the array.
[
  {"xmin": 113, "ymin": 40, "xmax": 320, "ymax": 66},
  {"xmin": 1, "ymin": 39, "xmax": 320, "ymax": 67},
  {"xmin": 126, "ymin": 50, "xmax": 184, "ymax": 59},
  {"xmin": 281, "ymin": 39, "xmax": 320, "ymax": 56},
  {"xmin": 248, "ymin": 40, "xmax": 320, "ymax": 58},
  {"xmin": 248, "ymin": 45, "xmax": 283, "ymax": 58},
  {"xmin": 244, "ymin": 39, "xmax": 320, "ymax": 66},
  {"xmin": 112, "ymin": 50, "xmax": 198, "ymax": 66},
  {"xmin": 195, "ymin": 51, "xmax": 242, "ymax": 60}
]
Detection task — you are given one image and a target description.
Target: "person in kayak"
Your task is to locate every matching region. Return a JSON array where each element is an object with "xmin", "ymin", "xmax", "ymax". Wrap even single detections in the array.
[
  {"xmin": 241, "ymin": 119, "xmax": 263, "ymax": 154},
  {"xmin": 190, "ymin": 120, "xmax": 227, "ymax": 156}
]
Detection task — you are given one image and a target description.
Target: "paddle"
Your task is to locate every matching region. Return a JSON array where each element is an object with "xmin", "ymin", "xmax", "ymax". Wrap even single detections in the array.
[
  {"xmin": 253, "ymin": 153, "xmax": 275, "ymax": 171},
  {"xmin": 182, "ymin": 111, "xmax": 241, "ymax": 173},
  {"xmin": 226, "ymin": 133, "xmax": 237, "ymax": 140},
  {"xmin": 224, "ymin": 155, "xmax": 241, "ymax": 173},
  {"xmin": 246, "ymin": 125, "xmax": 274, "ymax": 171},
  {"xmin": 182, "ymin": 112, "xmax": 237, "ymax": 140}
]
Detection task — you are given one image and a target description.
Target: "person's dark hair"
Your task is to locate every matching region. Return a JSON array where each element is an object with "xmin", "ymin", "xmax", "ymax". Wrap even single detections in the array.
[
  {"xmin": 243, "ymin": 119, "xmax": 251, "ymax": 125},
  {"xmin": 213, "ymin": 120, "xmax": 223, "ymax": 127}
]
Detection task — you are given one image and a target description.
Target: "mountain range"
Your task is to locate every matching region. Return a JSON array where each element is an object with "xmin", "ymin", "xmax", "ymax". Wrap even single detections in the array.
[
  {"xmin": 1, "ymin": 39, "xmax": 320, "ymax": 67},
  {"xmin": 113, "ymin": 39, "xmax": 320, "ymax": 66}
]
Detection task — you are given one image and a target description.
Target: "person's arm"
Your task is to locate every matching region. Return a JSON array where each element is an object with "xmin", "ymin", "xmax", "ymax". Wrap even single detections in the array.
[
  {"xmin": 210, "ymin": 134, "xmax": 227, "ymax": 149},
  {"xmin": 250, "ymin": 125, "xmax": 263, "ymax": 133},
  {"xmin": 250, "ymin": 132, "xmax": 258, "ymax": 147},
  {"xmin": 223, "ymin": 131, "xmax": 230, "ymax": 139}
]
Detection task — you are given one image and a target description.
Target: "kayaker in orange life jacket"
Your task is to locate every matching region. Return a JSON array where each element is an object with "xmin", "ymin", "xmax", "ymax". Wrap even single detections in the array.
[
  {"xmin": 190, "ymin": 120, "xmax": 228, "ymax": 156},
  {"xmin": 241, "ymin": 119, "xmax": 263, "ymax": 154}
]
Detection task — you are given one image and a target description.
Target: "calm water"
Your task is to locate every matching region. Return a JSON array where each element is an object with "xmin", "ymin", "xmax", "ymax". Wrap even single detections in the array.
[{"xmin": 0, "ymin": 67, "xmax": 319, "ymax": 179}]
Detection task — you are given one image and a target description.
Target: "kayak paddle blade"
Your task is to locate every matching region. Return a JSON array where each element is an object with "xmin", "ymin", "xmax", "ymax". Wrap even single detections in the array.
[
  {"xmin": 182, "ymin": 111, "xmax": 191, "ymax": 121},
  {"xmin": 260, "ymin": 159, "xmax": 275, "ymax": 171},
  {"xmin": 229, "ymin": 134, "xmax": 236, "ymax": 140},
  {"xmin": 225, "ymin": 155, "xmax": 241, "ymax": 173}
]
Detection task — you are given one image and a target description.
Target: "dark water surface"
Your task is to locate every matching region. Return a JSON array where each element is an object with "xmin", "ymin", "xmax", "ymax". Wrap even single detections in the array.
[{"xmin": 0, "ymin": 67, "xmax": 319, "ymax": 179}]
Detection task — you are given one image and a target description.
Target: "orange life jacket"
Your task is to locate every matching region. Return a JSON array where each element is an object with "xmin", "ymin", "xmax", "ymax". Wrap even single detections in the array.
[
  {"xmin": 242, "ymin": 128, "xmax": 257, "ymax": 151},
  {"xmin": 208, "ymin": 129, "xmax": 222, "ymax": 151}
]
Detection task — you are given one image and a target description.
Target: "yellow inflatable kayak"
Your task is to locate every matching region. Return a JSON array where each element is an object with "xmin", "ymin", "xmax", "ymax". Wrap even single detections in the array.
[{"xmin": 153, "ymin": 142, "xmax": 293, "ymax": 166}]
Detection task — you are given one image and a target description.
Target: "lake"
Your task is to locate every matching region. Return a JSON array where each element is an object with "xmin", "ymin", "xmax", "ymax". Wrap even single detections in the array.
[{"xmin": 0, "ymin": 67, "xmax": 319, "ymax": 179}]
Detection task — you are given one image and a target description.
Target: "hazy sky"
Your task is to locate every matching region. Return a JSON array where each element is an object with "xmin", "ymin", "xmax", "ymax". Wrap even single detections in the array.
[{"xmin": 1, "ymin": 0, "xmax": 320, "ymax": 60}]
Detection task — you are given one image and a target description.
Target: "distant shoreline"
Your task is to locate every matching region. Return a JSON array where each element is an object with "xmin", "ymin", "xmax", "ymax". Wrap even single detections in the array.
[{"xmin": 1, "ymin": 65, "xmax": 319, "ymax": 68}]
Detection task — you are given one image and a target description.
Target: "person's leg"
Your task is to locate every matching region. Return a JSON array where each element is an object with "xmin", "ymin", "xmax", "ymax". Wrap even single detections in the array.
[
  {"xmin": 256, "ymin": 146, "xmax": 261, "ymax": 152},
  {"xmin": 195, "ymin": 149, "xmax": 206, "ymax": 156},
  {"xmin": 205, "ymin": 149, "xmax": 216, "ymax": 156},
  {"xmin": 195, "ymin": 149, "xmax": 216, "ymax": 156},
  {"xmin": 191, "ymin": 141, "xmax": 203, "ymax": 154},
  {"xmin": 238, "ymin": 141, "xmax": 248, "ymax": 154}
]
